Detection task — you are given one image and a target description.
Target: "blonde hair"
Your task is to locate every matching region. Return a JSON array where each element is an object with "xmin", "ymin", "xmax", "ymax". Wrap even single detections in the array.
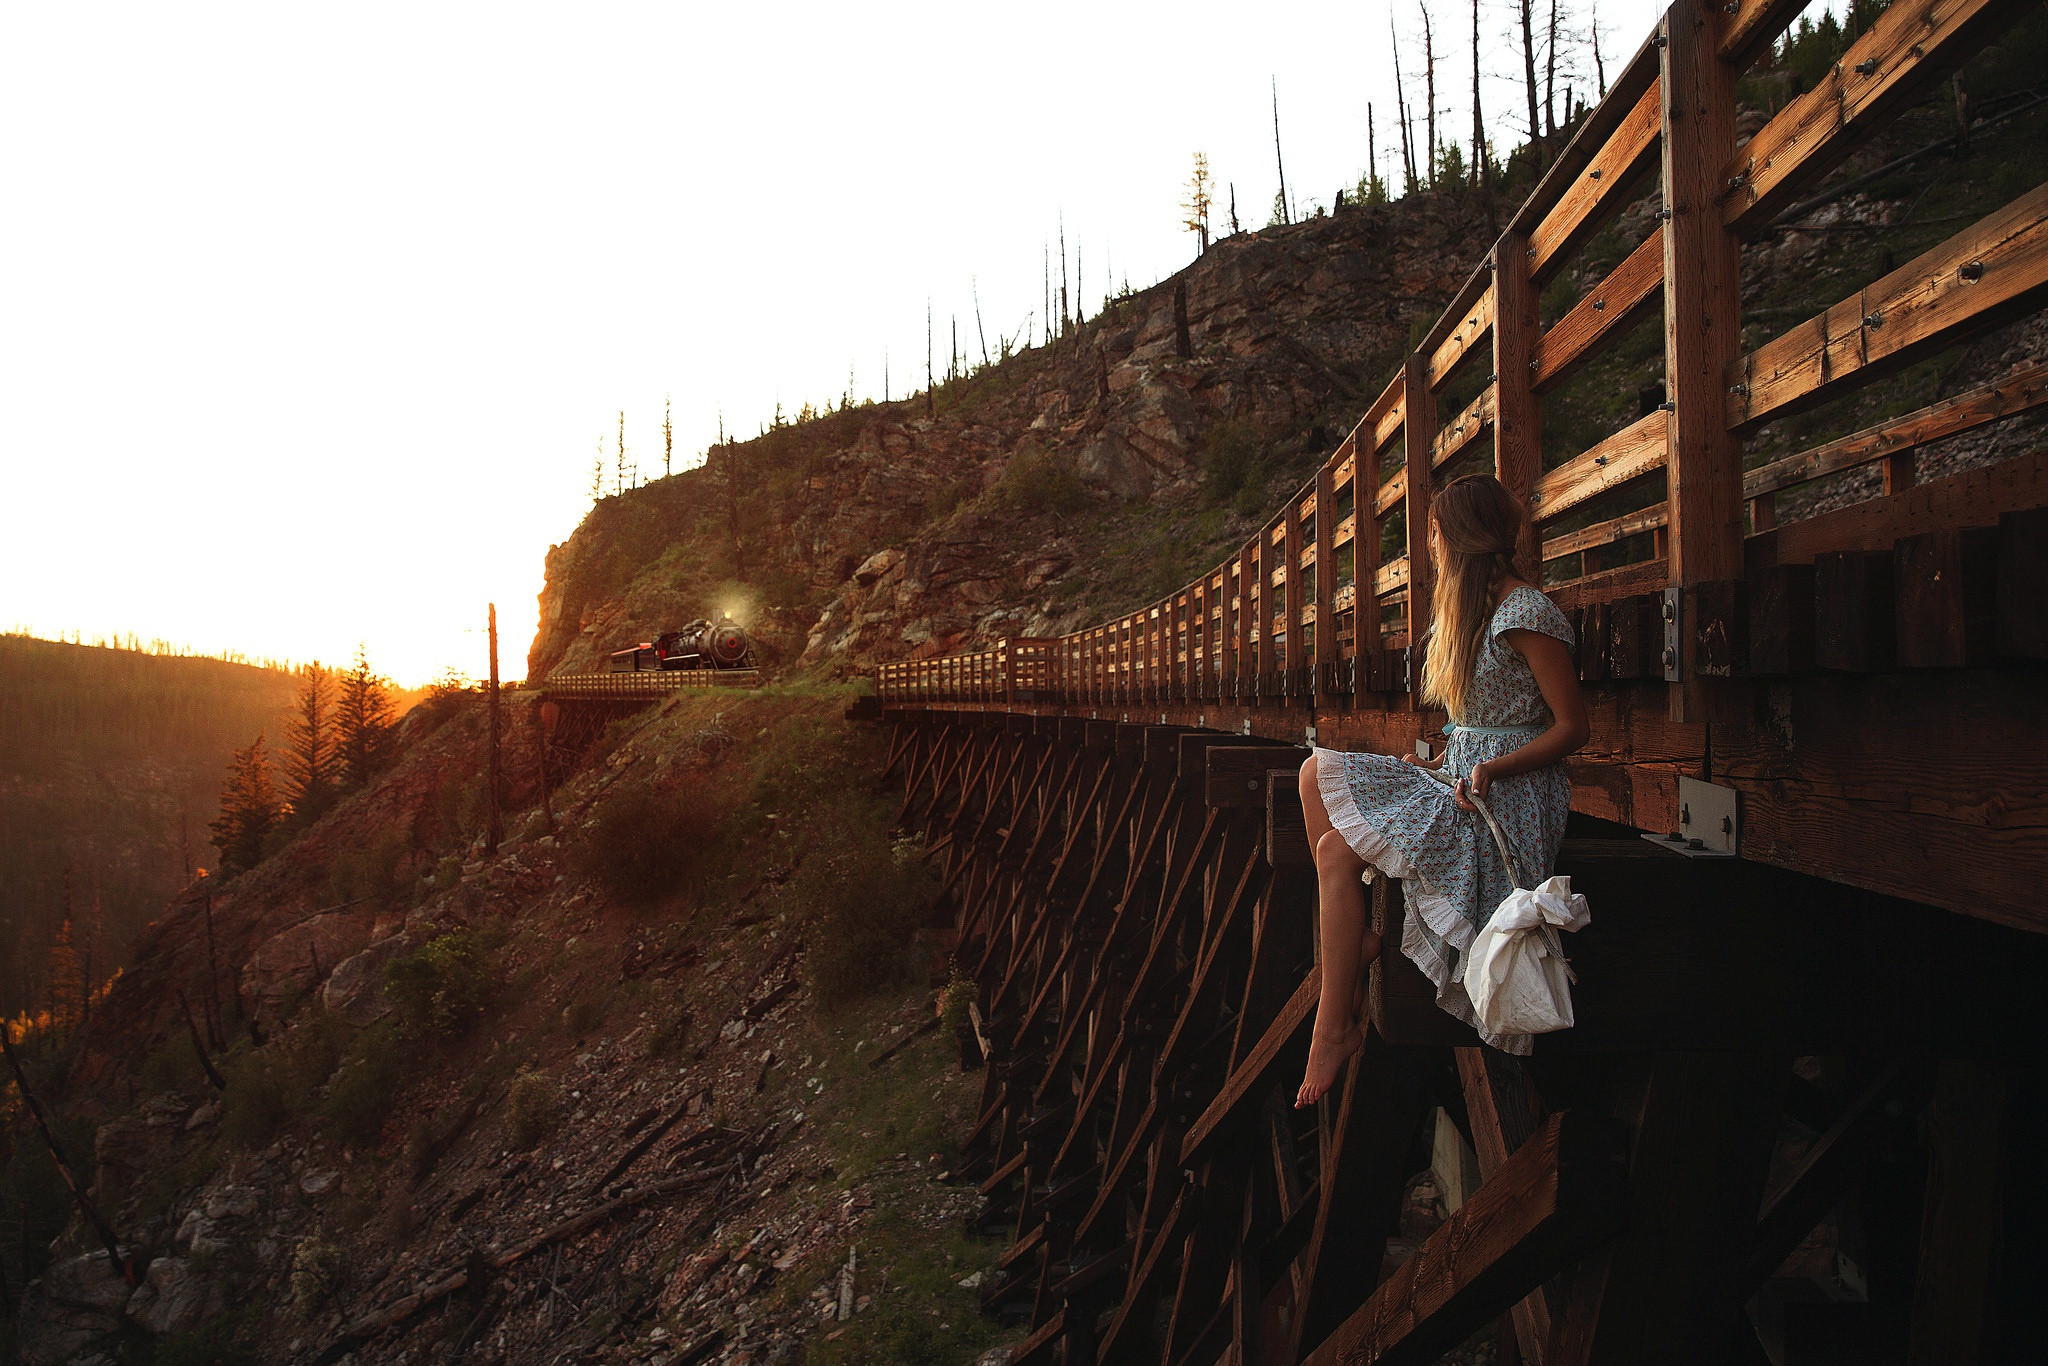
[{"xmin": 1420, "ymin": 474, "xmax": 1531, "ymax": 721}]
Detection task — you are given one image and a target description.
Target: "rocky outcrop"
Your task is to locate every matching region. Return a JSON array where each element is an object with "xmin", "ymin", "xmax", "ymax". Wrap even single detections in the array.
[{"xmin": 527, "ymin": 200, "xmax": 1500, "ymax": 683}]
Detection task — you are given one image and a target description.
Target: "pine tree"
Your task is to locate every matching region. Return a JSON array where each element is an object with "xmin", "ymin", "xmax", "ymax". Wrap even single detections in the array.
[
  {"xmin": 1181, "ymin": 152, "xmax": 1213, "ymax": 253},
  {"xmin": 663, "ymin": 395, "xmax": 674, "ymax": 478},
  {"xmin": 284, "ymin": 662, "xmax": 335, "ymax": 822},
  {"xmin": 209, "ymin": 734, "xmax": 281, "ymax": 875},
  {"xmin": 335, "ymin": 646, "xmax": 395, "ymax": 790}
]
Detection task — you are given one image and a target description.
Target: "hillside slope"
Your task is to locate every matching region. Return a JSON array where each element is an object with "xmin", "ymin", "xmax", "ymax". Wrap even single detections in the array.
[{"xmin": 0, "ymin": 637, "xmax": 302, "ymax": 1020}]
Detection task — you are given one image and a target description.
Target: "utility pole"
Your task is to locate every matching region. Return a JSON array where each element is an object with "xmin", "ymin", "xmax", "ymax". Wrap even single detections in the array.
[{"xmin": 486, "ymin": 603, "xmax": 502, "ymax": 856}]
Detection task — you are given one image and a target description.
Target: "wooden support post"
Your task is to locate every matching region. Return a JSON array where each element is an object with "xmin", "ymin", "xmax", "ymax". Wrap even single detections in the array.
[
  {"xmin": 1402, "ymin": 355, "xmax": 1439, "ymax": 699},
  {"xmin": 1549, "ymin": 1052, "xmax": 1783, "ymax": 1366},
  {"xmin": 1997, "ymin": 505, "xmax": 2048, "ymax": 658},
  {"xmin": 1355, "ymin": 437, "xmax": 1383, "ymax": 705},
  {"xmin": 1659, "ymin": 0, "xmax": 1744, "ymax": 719},
  {"xmin": 1494, "ymin": 235, "xmax": 1541, "ymax": 567},
  {"xmin": 1314, "ymin": 465, "xmax": 1336, "ymax": 701},
  {"xmin": 1907, "ymin": 1059, "xmax": 2008, "ymax": 1365},
  {"xmin": 1284, "ymin": 496, "xmax": 1304, "ymax": 701}
]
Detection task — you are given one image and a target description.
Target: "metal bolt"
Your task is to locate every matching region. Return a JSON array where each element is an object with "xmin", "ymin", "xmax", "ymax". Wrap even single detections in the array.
[
  {"xmin": 1659, "ymin": 400, "xmax": 1677, "ymax": 411},
  {"xmin": 1721, "ymin": 815, "xmax": 1733, "ymax": 834},
  {"xmin": 1854, "ymin": 57, "xmax": 1878, "ymax": 75},
  {"xmin": 1653, "ymin": 32, "xmax": 1669, "ymax": 46},
  {"xmin": 1680, "ymin": 803, "xmax": 1692, "ymax": 825},
  {"xmin": 1589, "ymin": 168, "xmax": 1602, "ymax": 180},
  {"xmin": 1594, "ymin": 454, "xmax": 1609, "ymax": 466},
  {"xmin": 1863, "ymin": 313, "xmax": 1885, "ymax": 329},
  {"xmin": 1593, "ymin": 298, "xmax": 1606, "ymax": 311},
  {"xmin": 1657, "ymin": 208, "xmax": 1675, "ymax": 221},
  {"xmin": 1662, "ymin": 600, "xmax": 1676, "ymax": 621},
  {"xmin": 1687, "ymin": 837, "xmax": 1707, "ymax": 850},
  {"xmin": 1661, "ymin": 646, "xmax": 1677, "ymax": 667},
  {"xmin": 1959, "ymin": 260, "xmax": 1985, "ymax": 283}
]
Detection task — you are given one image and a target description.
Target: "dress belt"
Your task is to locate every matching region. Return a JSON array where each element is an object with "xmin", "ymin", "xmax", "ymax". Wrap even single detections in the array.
[{"xmin": 1443, "ymin": 722, "xmax": 1546, "ymax": 739}]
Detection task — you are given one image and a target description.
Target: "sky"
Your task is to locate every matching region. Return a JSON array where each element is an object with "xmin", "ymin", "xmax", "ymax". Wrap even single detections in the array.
[{"xmin": 1, "ymin": 0, "xmax": 1677, "ymax": 686}]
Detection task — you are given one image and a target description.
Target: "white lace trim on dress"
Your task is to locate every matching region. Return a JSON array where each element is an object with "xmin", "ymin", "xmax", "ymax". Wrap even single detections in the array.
[{"xmin": 1314, "ymin": 747, "xmax": 1532, "ymax": 1056}]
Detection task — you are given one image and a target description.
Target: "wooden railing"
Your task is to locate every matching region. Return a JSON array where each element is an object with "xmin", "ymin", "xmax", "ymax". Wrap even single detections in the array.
[{"xmin": 873, "ymin": 0, "xmax": 2046, "ymax": 712}]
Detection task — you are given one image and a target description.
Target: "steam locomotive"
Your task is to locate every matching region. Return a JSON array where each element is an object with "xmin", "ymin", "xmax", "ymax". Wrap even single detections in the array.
[{"xmin": 608, "ymin": 616, "xmax": 756, "ymax": 672}]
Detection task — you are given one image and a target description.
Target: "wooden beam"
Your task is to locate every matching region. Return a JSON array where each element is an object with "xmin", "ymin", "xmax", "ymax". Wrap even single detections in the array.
[
  {"xmin": 1741, "ymin": 1056, "xmax": 1921, "ymax": 1299},
  {"xmin": 1730, "ymin": 181, "xmax": 2048, "ymax": 432},
  {"xmin": 1660, "ymin": 0, "xmax": 1746, "ymax": 614},
  {"xmin": 1907, "ymin": 1059, "xmax": 2010, "ymax": 1365},
  {"xmin": 1724, "ymin": 0, "xmax": 2030, "ymax": 234},
  {"xmin": 1530, "ymin": 79, "xmax": 1664, "ymax": 279},
  {"xmin": 1530, "ymin": 413, "xmax": 1668, "ymax": 525},
  {"xmin": 1531, "ymin": 231, "xmax": 1665, "ymax": 392},
  {"xmin": 1895, "ymin": 526, "xmax": 1999, "ymax": 668},
  {"xmin": 1548, "ymin": 1052, "xmax": 1783, "ymax": 1365},
  {"xmin": 1429, "ymin": 285, "xmax": 1497, "ymax": 385},
  {"xmin": 1741, "ymin": 361, "xmax": 2048, "ymax": 501},
  {"xmin": 1402, "ymin": 354, "xmax": 1438, "ymax": 696},
  {"xmin": 1431, "ymin": 385, "xmax": 1497, "ymax": 470},
  {"xmin": 1181, "ymin": 968, "xmax": 1319, "ymax": 1166},
  {"xmin": 1717, "ymin": 0, "xmax": 1816, "ymax": 68},
  {"xmin": 1541, "ymin": 502, "xmax": 1669, "ymax": 564},
  {"xmin": 1301, "ymin": 1112, "xmax": 1625, "ymax": 1366}
]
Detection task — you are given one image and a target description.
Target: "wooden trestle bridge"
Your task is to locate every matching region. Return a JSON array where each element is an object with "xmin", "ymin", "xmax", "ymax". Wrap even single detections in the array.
[{"xmin": 868, "ymin": 0, "xmax": 2048, "ymax": 1359}]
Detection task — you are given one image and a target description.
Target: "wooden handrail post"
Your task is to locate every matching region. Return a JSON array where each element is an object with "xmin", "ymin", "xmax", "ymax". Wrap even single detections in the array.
[
  {"xmin": 1240, "ymin": 539, "xmax": 1260, "ymax": 704},
  {"xmin": 1660, "ymin": 0, "xmax": 1745, "ymax": 717},
  {"xmin": 1284, "ymin": 501, "xmax": 1304, "ymax": 702},
  {"xmin": 1355, "ymin": 436, "xmax": 1383, "ymax": 705},
  {"xmin": 1313, "ymin": 465, "xmax": 1336, "ymax": 705},
  {"xmin": 1402, "ymin": 355, "xmax": 1440, "ymax": 701},
  {"xmin": 1493, "ymin": 236, "xmax": 1542, "ymax": 566}
]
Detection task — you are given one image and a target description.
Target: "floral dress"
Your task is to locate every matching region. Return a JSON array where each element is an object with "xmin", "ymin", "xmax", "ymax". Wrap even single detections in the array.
[{"xmin": 1313, "ymin": 585, "xmax": 1575, "ymax": 1054}]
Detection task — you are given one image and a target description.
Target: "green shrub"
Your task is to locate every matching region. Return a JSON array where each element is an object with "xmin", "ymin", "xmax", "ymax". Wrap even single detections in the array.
[
  {"xmin": 328, "ymin": 830, "xmax": 407, "ymax": 906},
  {"xmin": 506, "ymin": 1066, "xmax": 559, "ymax": 1149},
  {"xmin": 289, "ymin": 1234, "xmax": 347, "ymax": 1309},
  {"xmin": 318, "ymin": 1023, "xmax": 404, "ymax": 1146},
  {"xmin": 1197, "ymin": 415, "xmax": 1267, "ymax": 510},
  {"xmin": 574, "ymin": 781, "xmax": 722, "ymax": 904},
  {"xmin": 997, "ymin": 448, "xmax": 1089, "ymax": 517},
  {"xmin": 801, "ymin": 830, "xmax": 941, "ymax": 1011},
  {"xmin": 219, "ymin": 1023, "xmax": 342, "ymax": 1148},
  {"xmin": 384, "ymin": 930, "xmax": 492, "ymax": 1039}
]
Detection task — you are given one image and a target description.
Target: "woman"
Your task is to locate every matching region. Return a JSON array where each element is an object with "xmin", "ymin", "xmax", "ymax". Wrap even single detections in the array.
[{"xmin": 1294, "ymin": 474, "xmax": 1588, "ymax": 1107}]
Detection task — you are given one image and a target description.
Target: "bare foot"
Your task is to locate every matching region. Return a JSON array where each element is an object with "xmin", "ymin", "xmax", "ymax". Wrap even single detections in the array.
[{"xmin": 1295, "ymin": 1018, "xmax": 1364, "ymax": 1109}]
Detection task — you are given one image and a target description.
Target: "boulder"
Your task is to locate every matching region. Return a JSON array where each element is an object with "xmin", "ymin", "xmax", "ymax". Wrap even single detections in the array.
[
  {"xmin": 1075, "ymin": 432, "xmax": 1152, "ymax": 500},
  {"xmin": 851, "ymin": 549, "xmax": 903, "ymax": 586},
  {"xmin": 127, "ymin": 1256, "xmax": 216, "ymax": 1336},
  {"xmin": 16, "ymin": 1251, "xmax": 134, "ymax": 1366},
  {"xmin": 241, "ymin": 910, "xmax": 371, "ymax": 1015},
  {"xmin": 320, "ymin": 932, "xmax": 418, "ymax": 1027}
]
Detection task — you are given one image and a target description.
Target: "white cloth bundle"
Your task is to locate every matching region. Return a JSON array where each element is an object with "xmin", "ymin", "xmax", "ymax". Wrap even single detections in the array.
[
  {"xmin": 1461, "ymin": 874, "xmax": 1590, "ymax": 1036},
  {"xmin": 1422, "ymin": 767, "xmax": 1591, "ymax": 1039}
]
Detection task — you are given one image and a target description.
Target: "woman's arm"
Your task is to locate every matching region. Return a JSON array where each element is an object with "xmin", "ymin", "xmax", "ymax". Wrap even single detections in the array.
[{"xmin": 1459, "ymin": 628, "xmax": 1590, "ymax": 806}]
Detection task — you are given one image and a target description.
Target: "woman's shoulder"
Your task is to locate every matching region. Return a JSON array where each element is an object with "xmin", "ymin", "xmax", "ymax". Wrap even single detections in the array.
[{"xmin": 1490, "ymin": 583, "xmax": 1574, "ymax": 645}]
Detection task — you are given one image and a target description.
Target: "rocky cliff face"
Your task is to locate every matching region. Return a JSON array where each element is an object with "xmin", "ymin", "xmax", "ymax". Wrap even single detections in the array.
[{"xmin": 528, "ymin": 197, "xmax": 1500, "ymax": 682}]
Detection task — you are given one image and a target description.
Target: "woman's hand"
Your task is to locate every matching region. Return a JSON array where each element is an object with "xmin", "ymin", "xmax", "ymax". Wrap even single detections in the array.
[
  {"xmin": 1401, "ymin": 749, "xmax": 1447, "ymax": 771},
  {"xmin": 1453, "ymin": 760, "xmax": 1495, "ymax": 812}
]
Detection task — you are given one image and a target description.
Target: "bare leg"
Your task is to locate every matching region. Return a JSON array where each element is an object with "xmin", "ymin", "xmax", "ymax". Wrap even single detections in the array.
[{"xmin": 1296, "ymin": 759, "xmax": 1382, "ymax": 1109}]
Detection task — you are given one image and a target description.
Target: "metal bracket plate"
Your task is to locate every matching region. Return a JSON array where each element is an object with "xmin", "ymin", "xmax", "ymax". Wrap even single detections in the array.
[
  {"xmin": 1642, "ymin": 775, "xmax": 1739, "ymax": 857},
  {"xmin": 1661, "ymin": 586, "xmax": 1683, "ymax": 682}
]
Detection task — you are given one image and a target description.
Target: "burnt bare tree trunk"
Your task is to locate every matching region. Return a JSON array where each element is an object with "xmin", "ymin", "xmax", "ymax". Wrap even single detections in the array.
[
  {"xmin": 1520, "ymin": 0, "xmax": 1543, "ymax": 166},
  {"xmin": 1393, "ymin": 17, "xmax": 1418, "ymax": 192},
  {"xmin": 1, "ymin": 1033, "xmax": 132, "ymax": 1282},
  {"xmin": 1271, "ymin": 76, "xmax": 1291, "ymax": 224},
  {"xmin": 1422, "ymin": 4, "xmax": 1439, "ymax": 188},
  {"xmin": 1474, "ymin": 0, "xmax": 1497, "ymax": 231},
  {"xmin": 1544, "ymin": 0, "xmax": 1560, "ymax": 140},
  {"xmin": 1173, "ymin": 281, "xmax": 1192, "ymax": 359}
]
